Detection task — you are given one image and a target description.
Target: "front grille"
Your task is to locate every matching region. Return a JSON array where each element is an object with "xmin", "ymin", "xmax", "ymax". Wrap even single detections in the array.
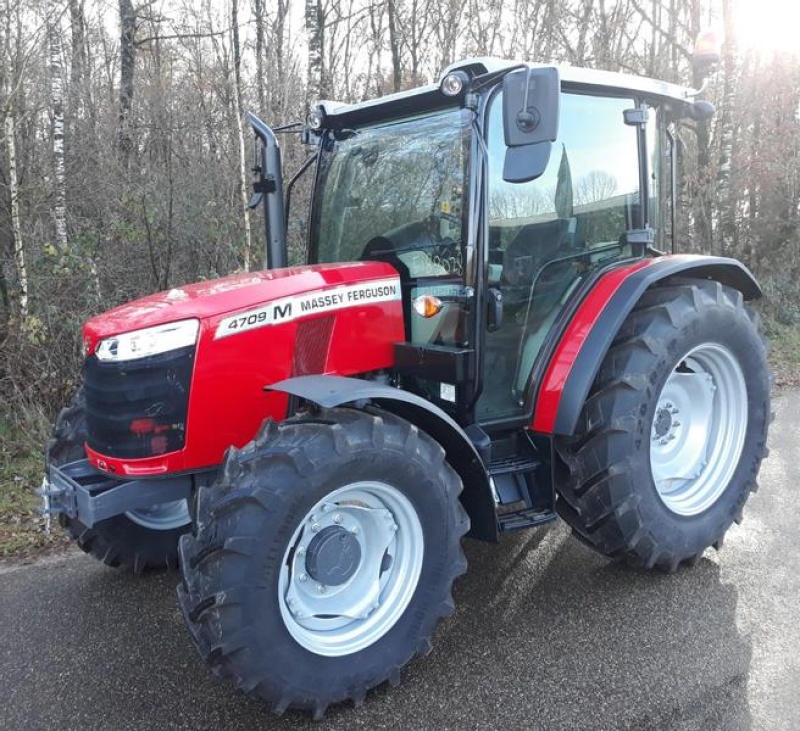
[{"xmin": 83, "ymin": 345, "xmax": 195, "ymax": 459}]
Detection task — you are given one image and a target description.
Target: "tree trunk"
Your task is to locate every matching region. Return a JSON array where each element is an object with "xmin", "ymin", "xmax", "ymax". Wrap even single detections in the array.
[
  {"xmin": 68, "ymin": 0, "xmax": 93, "ymax": 127},
  {"xmin": 117, "ymin": 0, "xmax": 135, "ymax": 167},
  {"xmin": 305, "ymin": 0, "xmax": 323, "ymax": 106},
  {"xmin": 690, "ymin": 0, "xmax": 713, "ymax": 252},
  {"xmin": 49, "ymin": 1, "xmax": 68, "ymax": 252},
  {"xmin": 252, "ymin": 0, "xmax": 266, "ymax": 115},
  {"xmin": 231, "ymin": 0, "xmax": 253, "ymax": 272},
  {"xmin": 387, "ymin": 0, "xmax": 401, "ymax": 92},
  {"xmin": 715, "ymin": 0, "xmax": 737, "ymax": 256},
  {"xmin": 2, "ymin": 9, "xmax": 27, "ymax": 319}
]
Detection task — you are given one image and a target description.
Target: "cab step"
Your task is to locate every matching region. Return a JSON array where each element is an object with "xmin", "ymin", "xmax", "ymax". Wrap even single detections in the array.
[
  {"xmin": 498, "ymin": 507, "xmax": 557, "ymax": 532},
  {"xmin": 488, "ymin": 456, "xmax": 540, "ymax": 504},
  {"xmin": 488, "ymin": 455, "xmax": 556, "ymax": 531}
]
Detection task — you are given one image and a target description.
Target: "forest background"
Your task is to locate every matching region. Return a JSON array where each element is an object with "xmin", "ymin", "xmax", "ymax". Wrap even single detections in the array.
[{"xmin": 1, "ymin": 0, "xmax": 798, "ymax": 555}]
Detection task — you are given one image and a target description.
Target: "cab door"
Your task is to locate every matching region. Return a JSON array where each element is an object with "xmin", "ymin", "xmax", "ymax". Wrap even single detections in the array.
[{"xmin": 477, "ymin": 90, "xmax": 658, "ymax": 423}]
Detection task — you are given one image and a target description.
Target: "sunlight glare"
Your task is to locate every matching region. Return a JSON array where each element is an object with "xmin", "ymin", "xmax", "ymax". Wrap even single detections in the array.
[{"xmin": 734, "ymin": 0, "xmax": 800, "ymax": 54}]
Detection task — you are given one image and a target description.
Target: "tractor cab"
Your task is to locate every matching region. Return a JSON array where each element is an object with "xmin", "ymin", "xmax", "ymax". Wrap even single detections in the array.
[{"xmin": 298, "ymin": 59, "xmax": 680, "ymax": 430}]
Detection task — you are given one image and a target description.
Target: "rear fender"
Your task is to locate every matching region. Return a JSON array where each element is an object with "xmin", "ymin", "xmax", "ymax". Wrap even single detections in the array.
[
  {"xmin": 269, "ymin": 375, "xmax": 498, "ymax": 542},
  {"xmin": 533, "ymin": 255, "xmax": 761, "ymax": 436}
]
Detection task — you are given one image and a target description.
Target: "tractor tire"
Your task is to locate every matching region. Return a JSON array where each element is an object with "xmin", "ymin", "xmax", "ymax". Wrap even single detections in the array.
[
  {"xmin": 48, "ymin": 388, "xmax": 190, "ymax": 573},
  {"xmin": 555, "ymin": 280, "xmax": 770, "ymax": 571},
  {"xmin": 178, "ymin": 407, "xmax": 469, "ymax": 718}
]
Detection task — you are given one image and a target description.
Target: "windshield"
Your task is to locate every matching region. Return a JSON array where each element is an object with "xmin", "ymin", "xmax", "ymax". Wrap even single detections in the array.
[{"xmin": 311, "ymin": 109, "xmax": 471, "ymax": 270}]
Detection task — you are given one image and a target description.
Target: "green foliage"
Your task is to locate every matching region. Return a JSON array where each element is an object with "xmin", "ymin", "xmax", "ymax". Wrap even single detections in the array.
[{"xmin": 0, "ymin": 405, "xmax": 69, "ymax": 559}]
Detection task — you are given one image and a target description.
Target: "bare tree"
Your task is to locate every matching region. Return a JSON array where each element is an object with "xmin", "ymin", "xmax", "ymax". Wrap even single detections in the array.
[
  {"xmin": 231, "ymin": 0, "xmax": 253, "ymax": 270},
  {"xmin": 49, "ymin": 0, "xmax": 68, "ymax": 252},
  {"xmin": 117, "ymin": 0, "xmax": 136, "ymax": 167},
  {"xmin": 2, "ymin": 0, "xmax": 28, "ymax": 318},
  {"xmin": 305, "ymin": 0, "xmax": 323, "ymax": 105},
  {"xmin": 575, "ymin": 170, "xmax": 619, "ymax": 204},
  {"xmin": 715, "ymin": 0, "xmax": 737, "ymax": 255}
]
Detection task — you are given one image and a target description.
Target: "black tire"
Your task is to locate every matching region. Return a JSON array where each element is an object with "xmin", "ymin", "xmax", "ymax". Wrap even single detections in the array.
[
  {"xmin": 555, "ymin": 280, "xmax": 770, "ymax": 571},
  {"xmin": 178, "ymin": 407, "xmax": 469, "ymax": 718},
  {"xmin": 48, "ymin": 389, "xmax": 190, "ymax": 573}
]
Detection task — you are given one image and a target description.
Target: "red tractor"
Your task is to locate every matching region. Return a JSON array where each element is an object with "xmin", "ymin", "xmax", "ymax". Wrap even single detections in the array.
[{"xmin": 44, "ymin": 57, "xmax": 770, "ymax": 717}]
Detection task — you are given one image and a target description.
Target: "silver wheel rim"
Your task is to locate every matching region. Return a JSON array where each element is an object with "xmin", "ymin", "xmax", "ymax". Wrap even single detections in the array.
[
  {"xmin": 650, "ymin": 343, "xmax": 748, "ymax": 516},
  {"xmin": 125, "ymin": 499, "xmax": 190, "ymax": 530},
  {"xmin": 278, "ymin": 481, "xmax": 424, "ymax": 657}
]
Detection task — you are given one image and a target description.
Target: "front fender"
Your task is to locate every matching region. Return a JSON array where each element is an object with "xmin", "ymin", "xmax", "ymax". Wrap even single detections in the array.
[
  {"xmin": 269, "ymin": 375, "xmax": 498, "ymax": 542},
  {"xmin": 533, "ymin": 254, "xmax": 761, "ymax": 436}
]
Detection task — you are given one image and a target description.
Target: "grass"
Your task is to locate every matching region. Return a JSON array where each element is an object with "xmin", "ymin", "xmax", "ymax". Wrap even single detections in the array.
[
  {"xmin": 764, "ymin": 318, "xmax": 800, "ymax": 389},
  {"xmin": 2, "ymin": 318, "xmax": 800, "ymax": 563},
  {"xmin": 0, "ymin": 405, "xmax": 70, "ymax": 561}
]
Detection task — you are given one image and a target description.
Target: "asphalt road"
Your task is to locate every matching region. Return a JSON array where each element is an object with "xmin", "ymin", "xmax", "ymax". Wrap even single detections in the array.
[{"xmin": 2, "ymin": 392, "xmax": 799, "ymax": 731}]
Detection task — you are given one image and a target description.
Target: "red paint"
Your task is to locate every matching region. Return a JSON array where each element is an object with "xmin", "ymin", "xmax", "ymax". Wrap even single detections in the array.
[
  {"xmin": 532, "ymin": 259, "xmax": 652, "ymax": 434},
  {"xmin": 84, "ymin": 262, "xmax": 405, "ymax": 477}
]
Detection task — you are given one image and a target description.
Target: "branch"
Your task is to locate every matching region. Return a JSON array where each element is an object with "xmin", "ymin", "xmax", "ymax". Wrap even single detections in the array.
[
  {"xmin": 134, "ymin": 28, "xmax": 230, "ymax": 46},
  {"xmin": 629, "ymin": 0, "xmax": 692, "ymax": 61}
]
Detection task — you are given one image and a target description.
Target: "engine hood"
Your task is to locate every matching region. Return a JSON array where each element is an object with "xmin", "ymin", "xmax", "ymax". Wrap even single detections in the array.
[{"xmin": 84, "ymin": 261, "xmax": 399, "ymax": 342}]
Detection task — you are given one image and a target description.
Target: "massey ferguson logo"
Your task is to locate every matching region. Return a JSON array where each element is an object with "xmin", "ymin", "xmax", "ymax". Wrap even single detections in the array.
[{"xmin": 215, "ymin": 279, "xmax": 400, "ymax": 339}]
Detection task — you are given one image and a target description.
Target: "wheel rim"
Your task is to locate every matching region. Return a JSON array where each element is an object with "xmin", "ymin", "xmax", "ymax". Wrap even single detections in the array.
[
  {"xmin": 125, "ymin": 499, "xmax": 190, "ymax": 530},
  {"xmin": 278, "ymin": 481, "xmax": 424, "ymax": 657},
  {"xmin": 650, "ymin": 343, "xmax": 748, "ymax": 516}
]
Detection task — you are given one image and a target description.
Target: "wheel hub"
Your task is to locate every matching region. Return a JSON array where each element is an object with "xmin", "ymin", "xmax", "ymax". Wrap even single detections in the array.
[
  {"xmin": 652, "ymin": 406, "xmax": 673, "ymax": 439},
  {"xmin": 649, "ymin": 346, "xmax": 747, "ymax": 516},
  {"xmin": 304, "ymin": 525, "xmax": 362, "ymax": 586},
  {"xmin": 125, "ymin": 498, "xmax": 190, "ymax": 530},
  {"xmin": 278, "ymin": 482, "xmax": 424, "ymax": 657}
]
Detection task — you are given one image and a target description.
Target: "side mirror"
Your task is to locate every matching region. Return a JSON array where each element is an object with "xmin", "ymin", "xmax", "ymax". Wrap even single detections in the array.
[{"xmin": 502, "ymin": 67, "xmax": 560, "ymax": 183}]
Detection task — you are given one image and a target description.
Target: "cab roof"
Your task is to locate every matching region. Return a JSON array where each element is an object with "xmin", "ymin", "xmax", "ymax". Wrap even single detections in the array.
[{"xmin": 318, "ymin": 57, "xmax": 694, "ymax": 127}]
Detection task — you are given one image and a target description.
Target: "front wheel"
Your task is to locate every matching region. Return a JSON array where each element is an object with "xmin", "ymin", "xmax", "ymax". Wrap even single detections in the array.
[
  {"xmin": 178, "ymin": 408, "xmax": 468, "ymax": 718},
  {"xmin": 48, "ymin": 389, "xmax": 191, "ymax": 572},
  {"xmin": 555, "ymin": 280, "xmax": 771, "ymax": 571}
]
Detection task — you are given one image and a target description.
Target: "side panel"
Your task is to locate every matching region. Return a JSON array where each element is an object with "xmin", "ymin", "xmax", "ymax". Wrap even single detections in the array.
[{"xmin": 532, "ymin": 254, "xmax": 760, "ymax": 436}]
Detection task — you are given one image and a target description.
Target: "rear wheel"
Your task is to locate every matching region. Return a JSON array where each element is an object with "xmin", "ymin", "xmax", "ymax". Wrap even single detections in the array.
[
  {"xmin": 178, "ymin": 407, "xmax": 468, "ymax": 718},
  {"xmin": 555, "ymin": 280, "xmax": 770, "ymax": 571},
  {"xmin": 48, "ymin": 389, "xmax": 190, "ymax": 572}
]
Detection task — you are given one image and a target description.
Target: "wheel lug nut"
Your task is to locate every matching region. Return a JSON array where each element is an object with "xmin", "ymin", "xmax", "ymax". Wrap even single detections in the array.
[
  {"xmin": 296, "ymin": 546, "xmax": 305, "ymax": 556},
  {"xmin": 298, "ymin": 573, "xmax": 307, "ymax": 582},
  {"xmin": 391, "ymin": 523, "xmax": 398, "ymax": 532},
  {"xmin": 668, "ymin": 434, "xmax": 676, "ymax": 441},
  {"xmin": 317, "ymin": 584, "xmax": 326, "ymax": 594},
  {"xmin": 350, "ymin": 527, "xmax": 359, "ymax": 536},
  {"xmin": 673, "ymin": 421, "xmax": 681, "ymax": 427},
  {"xmin": 333, "ymin": 514, "xmax": 342, "ymax": 525},
  {"xmin": 311, "ymin": 523, "xmax": 320, "ymax": 533}
]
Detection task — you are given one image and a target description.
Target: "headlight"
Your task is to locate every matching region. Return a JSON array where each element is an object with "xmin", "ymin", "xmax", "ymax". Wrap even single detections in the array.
[{"xmin": 95, "ymin": 319, "xmax": 200, "ymax": 362}]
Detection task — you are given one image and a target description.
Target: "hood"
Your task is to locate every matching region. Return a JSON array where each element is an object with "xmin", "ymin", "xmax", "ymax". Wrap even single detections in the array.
[{"xmin": 84, "ymin": 261, "xmax": 399, "ymax": 341}]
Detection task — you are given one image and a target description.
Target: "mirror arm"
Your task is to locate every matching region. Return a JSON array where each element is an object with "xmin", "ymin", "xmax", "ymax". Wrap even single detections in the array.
[{"xmin": 284, "ymin": 152, "xmax": 319, "ymax": 226}]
